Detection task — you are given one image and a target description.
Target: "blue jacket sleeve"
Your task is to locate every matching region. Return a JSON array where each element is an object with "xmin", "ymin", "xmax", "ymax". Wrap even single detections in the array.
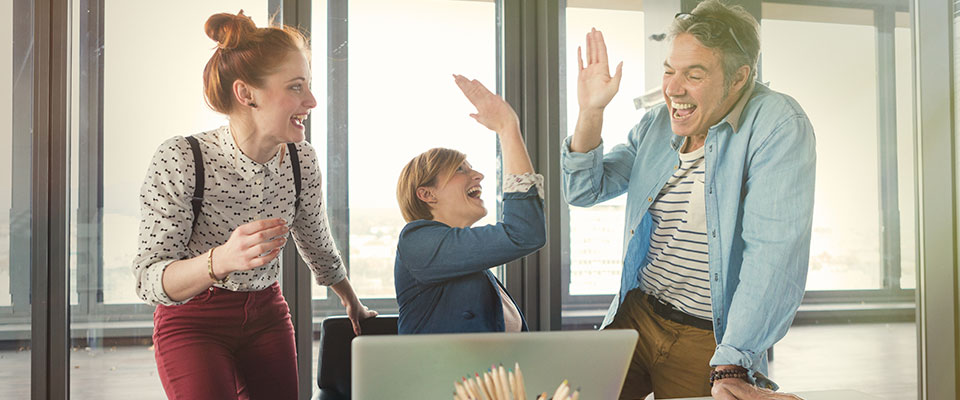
[
  {"xmin": 560, "ymin": 113, "xmax": 654, "ymax": 207},
  {"xmin": 397, "ymin": 187, "xmax": 546, "ymax": 285},
  {"xmin": 710, "ymin": 114, "xmax": 817, "ymax": 377}
]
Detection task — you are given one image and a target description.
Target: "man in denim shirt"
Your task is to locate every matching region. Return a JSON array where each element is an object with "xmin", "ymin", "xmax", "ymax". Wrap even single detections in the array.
[{"xmin": 561, "ymin": 1, "xmax": 814, "ymax": 399}]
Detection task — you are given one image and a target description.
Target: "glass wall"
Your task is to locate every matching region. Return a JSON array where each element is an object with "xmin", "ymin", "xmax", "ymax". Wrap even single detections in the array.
[
  {"xmin": 760, "ymin": 3, "xmax": 917, "ymax": 399},
  {"xmin": 310, "ymin": 0, "xmax": 497, "ymax": 302},
  {"xmin": 4, "ymin": 0, "xmax": 952, "ymax": 397},
  {"xmin": 67, "ymin": 1, "xmax": 268, "ymax": 398},
  {"xmin": 762, "ymin": 5, "xmax": 883, "ymax": 290},
  {"xmin": 563, "ymin": 4, "xmax": 645, "ymax": 298},
  {"xmin": 0, "ymin": 0, "xmax": 32, "ymax": 398}
]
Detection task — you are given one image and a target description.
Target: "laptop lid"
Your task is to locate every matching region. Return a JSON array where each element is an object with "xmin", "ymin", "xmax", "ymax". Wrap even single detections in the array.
[{"xmin": 352, "ymin": 330, "xmax": 638, "ymax": 399}]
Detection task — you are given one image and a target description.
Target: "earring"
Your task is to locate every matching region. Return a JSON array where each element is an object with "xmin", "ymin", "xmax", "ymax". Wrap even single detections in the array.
[{"xmin": 248, "ymin": 102, "xmax": 257, "ymax": 108}]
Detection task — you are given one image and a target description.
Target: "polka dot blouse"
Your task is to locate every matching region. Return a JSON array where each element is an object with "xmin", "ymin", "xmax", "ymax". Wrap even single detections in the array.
[{"xmin": 132, "ymin": 126, "xmax": 346, "ymax": 306}]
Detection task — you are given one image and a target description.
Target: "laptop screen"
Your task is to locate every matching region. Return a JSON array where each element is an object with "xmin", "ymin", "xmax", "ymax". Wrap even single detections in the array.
[{"xmin": 352, "ymin": 330, "xmax": 638, "ymax": 399}]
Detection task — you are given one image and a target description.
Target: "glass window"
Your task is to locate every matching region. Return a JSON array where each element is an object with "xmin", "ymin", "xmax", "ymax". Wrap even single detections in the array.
[
  {"xmin": 0, "ymin": 0, "xmax": 32, "ymax": 397},
  {"xmin": 760, "ymin": 4, "xmax": 917, "ymax": 398},
  {"xmin": 762, "ymin": 6, "xmax": 882, "ymax": 291},
  {"xmin": 895, "ymin": 12, "xmax": 916, "ymax": 290},
  {"xmin": 563, "ymin": 5, "xmax": 645, "ymax": 300},
  {"xmin": 68, "ymin": 1, "xmax": 267, "ymax": 398},
  {"xmin": 311, "ymin": 0, "xmax": 498, "ymax": 302}
]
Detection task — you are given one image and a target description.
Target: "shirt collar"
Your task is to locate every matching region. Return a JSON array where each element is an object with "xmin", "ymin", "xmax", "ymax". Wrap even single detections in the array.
[
  {"xmin": 721, "ymin": 81, "xmax": 755, "ymax": 133},
  {"xmin": 217, "ymin": 125, "xmax": 285, "ymax": 180}
]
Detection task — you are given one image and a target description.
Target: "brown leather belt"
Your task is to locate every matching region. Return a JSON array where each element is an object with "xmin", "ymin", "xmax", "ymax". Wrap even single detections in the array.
[{"xmin": 644, "ymin": 293, "xmax": 714, "ymax": 331}]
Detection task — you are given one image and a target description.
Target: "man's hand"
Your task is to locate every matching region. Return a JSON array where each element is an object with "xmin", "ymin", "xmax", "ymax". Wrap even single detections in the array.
[
  {"xmin": 711, "ymin": 379, "xmax": 804, "ymax": 400},
  {"xmin": 577, "ymin": 28, "xmax": 623, "ymax": 113}
]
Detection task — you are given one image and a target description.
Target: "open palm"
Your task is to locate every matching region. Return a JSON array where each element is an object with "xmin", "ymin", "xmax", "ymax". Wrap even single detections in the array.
[
  {"xmin": 578, "ymin": 28, "xmax": 623, "ymax": 112},
  {"xmin": 454, "ymin": 74, "xmax": 519, "ymax": 133}
]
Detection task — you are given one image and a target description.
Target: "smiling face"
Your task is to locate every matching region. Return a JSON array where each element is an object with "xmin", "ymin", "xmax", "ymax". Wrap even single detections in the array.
[
  {"xmin": 662, "ymin": 33, "xmax": 746, "ymax": 141},
  {"xmin": 422, "ymin": 160, "xmax": 486, "ymax": 228},
  {"xmin": 249, "ymin": 51, "xmax": 317, "ymax": 144}
]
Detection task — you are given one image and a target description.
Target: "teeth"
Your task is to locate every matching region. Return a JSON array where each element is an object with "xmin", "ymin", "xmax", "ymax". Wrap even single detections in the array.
[
  {"xmin": 673, "ymin": 103, "xmax": 694, "ymax": 110},
  {"xmin": 467, "ymin": 187, "xmax": 481, "ymax": 197}
]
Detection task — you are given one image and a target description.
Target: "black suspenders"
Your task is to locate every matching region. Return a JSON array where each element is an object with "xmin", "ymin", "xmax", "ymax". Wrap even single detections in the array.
[{"xmin": 184, "ymin": 135, "xmax": 301, "ymax": 223}]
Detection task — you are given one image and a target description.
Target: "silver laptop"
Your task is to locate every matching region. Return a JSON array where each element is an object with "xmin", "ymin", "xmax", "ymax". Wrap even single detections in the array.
[{"xmin": 352, "ymin": 330, "xmax": 638, "ymax": 400}]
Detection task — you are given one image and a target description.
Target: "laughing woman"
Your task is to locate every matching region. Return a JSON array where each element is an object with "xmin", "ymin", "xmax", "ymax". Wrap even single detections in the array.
[
  {"xmin": 393, "ymin": 75, "xmax": 546, "ymax": 334},
  {"xmin": 133, "ymin": 11, "xmax": 375, "ymax": 399}
]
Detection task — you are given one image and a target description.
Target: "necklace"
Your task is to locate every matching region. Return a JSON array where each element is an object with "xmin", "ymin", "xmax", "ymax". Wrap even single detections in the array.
[{"xmin": 227, "ymin": 125, "xmax": 286, "ymax": 169}]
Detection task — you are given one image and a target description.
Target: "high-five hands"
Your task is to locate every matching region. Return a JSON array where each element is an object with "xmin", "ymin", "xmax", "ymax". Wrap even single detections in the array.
[
  {"xmin": 712, "ymin": 379, "xmax": 804, "ymax": 400},
  {"xmin": 578, "ymin": 28, "xmax": 623, "ymax": 112},
  {"xmin": 453, "ymin": 74, "xmax": 520, "ymax": 134}
]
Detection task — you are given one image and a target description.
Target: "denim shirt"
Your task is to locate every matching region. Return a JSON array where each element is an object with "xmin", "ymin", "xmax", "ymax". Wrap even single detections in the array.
[
  {"xmin": 395, "ymin": 185, "xmax": 546, "ymax": 334},
  {"xmin": 561, "ymin": 83, "xmax": 816, "ymax": 385}
]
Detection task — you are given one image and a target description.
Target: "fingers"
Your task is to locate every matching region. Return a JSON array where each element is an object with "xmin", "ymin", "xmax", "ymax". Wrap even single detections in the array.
[
  {"xmin": 577, "ymin": 46, "xmax": 584, "ymax": 72},
  {"xmin": 351, "ymin": 317, "xmax": 362, "ymax": 336},
  {"xmin": 249, "ymin": 236, "xmax": 286, "ymax": 257},
  {"xmin": 247, "ymin": 246, "xmax": 283, "ymax": 269},
  {"xmin": 236, "ymin": 217, "xmax": 286, "ymax": 236},
  {"xmin": 249, "ymin": 224, "xmax": 289, "ymax": 244},
  {"xmin": 595, "ymin": 29, "xmax": 609, "ymax": 65},
  {"xmin": 454, "ymin": 74, "xmax": 492, "ymax": 100},
  {"xmin": 612, "ymin": 61, "xmax": 624, "ymax": 87}
]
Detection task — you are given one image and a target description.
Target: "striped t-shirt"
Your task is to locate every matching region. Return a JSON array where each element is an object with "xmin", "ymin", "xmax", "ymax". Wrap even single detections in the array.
[{"xmin": 639, "ymin": 143, "xmax": 712, "ymax": 320}]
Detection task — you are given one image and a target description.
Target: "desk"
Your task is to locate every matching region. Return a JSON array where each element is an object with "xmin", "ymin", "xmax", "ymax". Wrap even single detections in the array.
[{"xmin": 678, "ymin": 390, "xmax": 879, "ymax": 400}]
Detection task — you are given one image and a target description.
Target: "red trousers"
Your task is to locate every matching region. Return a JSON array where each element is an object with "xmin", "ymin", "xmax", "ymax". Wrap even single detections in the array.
[{"xmin": 153, "ymin": 282, "xmax": 298, "ymax": 400}]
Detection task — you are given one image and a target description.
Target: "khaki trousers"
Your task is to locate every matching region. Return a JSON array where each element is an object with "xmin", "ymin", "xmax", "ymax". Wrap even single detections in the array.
[{"xmin": 606, "ymin": 289, "xmax": 716, "ymax": 399}]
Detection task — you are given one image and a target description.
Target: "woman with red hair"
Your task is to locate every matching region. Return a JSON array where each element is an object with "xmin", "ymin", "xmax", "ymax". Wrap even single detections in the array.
[{"xmin": 132, "ymin": 11, "xmax": 376, "ymax": 399}]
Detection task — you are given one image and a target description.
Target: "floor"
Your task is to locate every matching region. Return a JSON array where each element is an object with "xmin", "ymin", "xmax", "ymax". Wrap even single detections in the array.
[{"xmin": 0, "ymin": 322, "xmax": 917, "ymax": 399}]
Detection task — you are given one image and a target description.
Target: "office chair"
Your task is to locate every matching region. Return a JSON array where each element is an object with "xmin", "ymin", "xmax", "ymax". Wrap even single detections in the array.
[{"xmin": 313, "ymin": 315, "xmax": 398, "ymax": 400}]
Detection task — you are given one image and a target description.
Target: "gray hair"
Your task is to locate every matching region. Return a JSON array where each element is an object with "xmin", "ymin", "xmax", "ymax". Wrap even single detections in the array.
[{"xmin": 668, "ymin": 0, "xmax": 760, "ymax": 94}]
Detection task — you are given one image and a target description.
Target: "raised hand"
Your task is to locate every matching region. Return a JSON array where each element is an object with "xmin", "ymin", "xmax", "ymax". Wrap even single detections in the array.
[
  {"xmin": 578, "ymin": 28, "xmax": 623, "ymax": 112},
  {"xmin": 211, "ymin": 217, "xmax": 289, "ymax": 278},
  {"xmin": 453, "ymin": 74, "xmax": 520, "ymax": 135}
]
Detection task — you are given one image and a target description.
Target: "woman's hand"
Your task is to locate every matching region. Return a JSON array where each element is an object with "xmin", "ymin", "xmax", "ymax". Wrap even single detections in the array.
[
  {"xmin": 577, "ymin": 28, "xmax": 623, "ymax": 113},
  {"xmin": 330, "ymin": 277, "xmax": 379, "ymax": 335},
  {"xmin": 453, "ymin": 74, "xmax": 520, "ymax": 135},
  {"xmin": 212, "ymin": 217, "xmax": 289, "ymax": 278},
  {"xmin": 344, "ymin": 300, "xmax": 379, "ymax": 336},
  {"xmin": 712, "ymin": 379, "xmax": 804, "ymax": 400}
]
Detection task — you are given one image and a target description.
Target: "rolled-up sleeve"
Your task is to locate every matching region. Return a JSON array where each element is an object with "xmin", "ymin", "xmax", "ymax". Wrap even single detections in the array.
[
  {"xmin": 132, "ymin": 137, "xmax": 195, "ymax": 306},
  {"xmin": 561, "ymin": 115, "xmax": 652, "ymax": 207},
  {"xmin": 289, "ymin": 143, "xmax": 348, "ymax": 287}
]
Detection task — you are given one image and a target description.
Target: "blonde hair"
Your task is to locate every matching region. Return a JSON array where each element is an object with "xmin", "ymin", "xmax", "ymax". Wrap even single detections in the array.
[{"xmin": 396, "ymin": 148, "xmax": 467, "ymax": 222}]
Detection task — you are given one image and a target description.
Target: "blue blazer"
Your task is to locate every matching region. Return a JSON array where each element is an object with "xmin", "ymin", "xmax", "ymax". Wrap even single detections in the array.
[{"xmin": 394, "ymin": 187, "xmax": 546, "ymax": 334}]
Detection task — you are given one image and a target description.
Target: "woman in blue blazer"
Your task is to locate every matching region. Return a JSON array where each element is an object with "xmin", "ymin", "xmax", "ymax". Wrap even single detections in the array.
[{"xmin": 393, "ymin": 75, "xmax": 546, "ymax": 334}]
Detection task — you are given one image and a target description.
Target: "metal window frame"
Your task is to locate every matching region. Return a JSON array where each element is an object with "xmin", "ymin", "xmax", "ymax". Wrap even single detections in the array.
[
  {"xmin": 32, "ymin": 0, "xmax": 70, "ymax": 399},
  {"xmin": 914, "ymin": 1, "xmax": 959, "ymax": 399},
  {"xmin": 500, "ymin": 0, "xmax": 564, "ymax": 332}
]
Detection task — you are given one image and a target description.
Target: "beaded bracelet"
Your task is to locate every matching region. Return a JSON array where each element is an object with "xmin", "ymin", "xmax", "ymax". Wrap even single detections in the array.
[{"xmin": 709, "ymin": 367, "xmax": 749, "ymax": 387}]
